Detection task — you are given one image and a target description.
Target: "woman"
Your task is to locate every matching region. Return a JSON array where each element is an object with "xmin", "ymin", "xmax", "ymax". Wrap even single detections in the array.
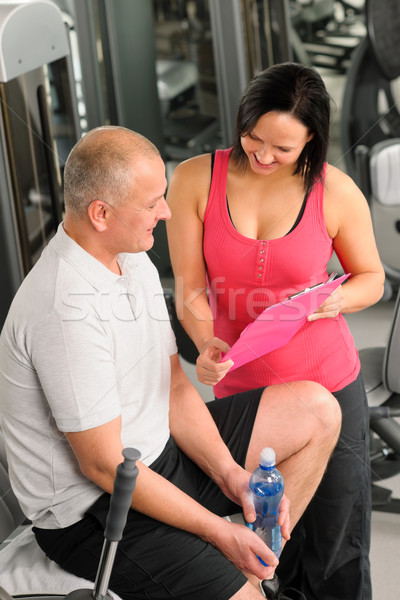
[{"xmin": 166, "ymin": 63, "xmax": 384, "ymax": 600}]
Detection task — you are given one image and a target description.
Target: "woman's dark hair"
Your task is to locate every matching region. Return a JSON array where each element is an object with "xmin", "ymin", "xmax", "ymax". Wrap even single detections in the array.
[{"xmin": 231, "ymin": 62, "xmax": 332, "ymax": 193}]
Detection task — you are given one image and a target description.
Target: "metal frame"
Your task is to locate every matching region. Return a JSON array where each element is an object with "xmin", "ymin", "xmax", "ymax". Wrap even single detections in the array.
[{"xmin": 209, "ymin": 0, "xmax": 249, "ymax": 147}]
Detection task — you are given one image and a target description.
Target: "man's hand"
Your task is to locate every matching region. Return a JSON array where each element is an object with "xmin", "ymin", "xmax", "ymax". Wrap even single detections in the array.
[
  {"xmin": 276, "ymin": 495, "xmax": 291, "ymax": 542},
  {"xmin": 207, "ymin": 518, "xmax": 279, "ymax": 580},
  {"xmin": 209, "ymin": 465, "xmax": 291, "ymax": 578},
  {"xmin": 222, "ymin": 465, "xmax": 291, "ymax": 543},
  {"xmin": 196, "ymin": 337, "xmax": 234, "ymax": 385}
]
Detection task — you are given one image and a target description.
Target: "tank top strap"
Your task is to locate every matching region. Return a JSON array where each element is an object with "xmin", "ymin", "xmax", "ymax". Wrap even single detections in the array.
[
  {"xmin": 205, "ymin": 148, "xmax": 232, "ymax": 225},
  {"xmin": 309, "ymin": 162, "xmax": 330, "ymax": 240}
]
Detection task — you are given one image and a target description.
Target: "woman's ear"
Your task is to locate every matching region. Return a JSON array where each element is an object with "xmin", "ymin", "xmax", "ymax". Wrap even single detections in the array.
[{"xmin": 87, "ymin": 200, "xmax": 110, "ymax": 232}]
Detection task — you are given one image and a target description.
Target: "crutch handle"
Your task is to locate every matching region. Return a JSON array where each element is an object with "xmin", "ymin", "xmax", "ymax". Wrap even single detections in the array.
[{"xmin": 105, "ymin": 448, "xmax": 141, "ymax": 542}]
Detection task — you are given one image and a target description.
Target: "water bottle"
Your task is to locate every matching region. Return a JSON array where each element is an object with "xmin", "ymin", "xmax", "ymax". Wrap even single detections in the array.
[{"xmin": 247, "ymin": 447, "xmax": 284, "ymax": 564}]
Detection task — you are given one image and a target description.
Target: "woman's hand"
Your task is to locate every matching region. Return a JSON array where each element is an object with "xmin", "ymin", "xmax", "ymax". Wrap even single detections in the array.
[
  {"xmin": 307, "ymin": 286, "xmax": 345, "ymax": 321},
  {"xmin": 196, "ymin": 337, "xmax": 234, "ymax": 385}
]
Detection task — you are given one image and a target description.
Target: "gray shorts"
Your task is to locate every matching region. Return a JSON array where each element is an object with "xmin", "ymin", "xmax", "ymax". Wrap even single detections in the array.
[{"xmin": 34, "ymin": 387, "xmax": 264, "ymax": 600}]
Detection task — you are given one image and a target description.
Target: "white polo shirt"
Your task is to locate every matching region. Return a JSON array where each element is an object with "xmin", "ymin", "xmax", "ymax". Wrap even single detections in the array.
[{"xmin": 0, "ymin": 224, "xmax": 177, "ymax": 528}]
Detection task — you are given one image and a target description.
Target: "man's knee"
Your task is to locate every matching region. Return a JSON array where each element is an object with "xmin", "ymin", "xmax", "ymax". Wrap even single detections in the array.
[{"xmin": 303, "ymin": 381, "xmax": 342, "ymax": 441}]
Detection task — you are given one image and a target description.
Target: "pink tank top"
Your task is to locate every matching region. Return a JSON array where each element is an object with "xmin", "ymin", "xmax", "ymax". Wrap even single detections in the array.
[{"xmin": 203, "ymin": 148, "xmax": 360, "ymax": 398}]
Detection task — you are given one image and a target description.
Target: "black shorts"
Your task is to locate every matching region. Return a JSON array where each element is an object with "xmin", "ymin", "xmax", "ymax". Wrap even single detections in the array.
[{"xmin": 34, "ymin": 388, "xmax": 264, "ymax": 600}]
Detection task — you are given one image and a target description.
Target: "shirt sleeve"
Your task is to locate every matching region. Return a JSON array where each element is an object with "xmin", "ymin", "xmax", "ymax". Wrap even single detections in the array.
[{"xmin": 31, "ymin": 311, "xmax": 121, "ymax": 432}]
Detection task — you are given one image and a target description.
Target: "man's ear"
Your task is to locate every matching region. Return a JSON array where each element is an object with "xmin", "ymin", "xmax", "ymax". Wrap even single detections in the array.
[{"xmin": 87, "ymin": 200, "xmax": 110, "ymax": 232}]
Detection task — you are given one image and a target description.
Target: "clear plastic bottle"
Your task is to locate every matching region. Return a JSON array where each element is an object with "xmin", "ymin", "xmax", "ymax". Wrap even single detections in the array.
[{"xmin": 247, "ymin": 447, "xmax": 284, "ymax": 564}]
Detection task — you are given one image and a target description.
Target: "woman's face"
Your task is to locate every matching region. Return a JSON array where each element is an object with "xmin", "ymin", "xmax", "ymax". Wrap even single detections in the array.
[{"xmin": 240, "ymin": 111, "xmax": 313, "ymax": 176}]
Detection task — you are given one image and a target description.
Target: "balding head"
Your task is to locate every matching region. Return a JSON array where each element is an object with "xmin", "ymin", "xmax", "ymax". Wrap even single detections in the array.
[{"xmin": 63, "ymin": 126, "xmax": 160, "ymax": 218}]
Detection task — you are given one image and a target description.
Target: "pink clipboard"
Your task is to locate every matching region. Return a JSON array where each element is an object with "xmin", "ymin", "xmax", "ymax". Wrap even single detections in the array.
[{"xmin": 221, "ymin": 273, "xmax": 350, "ymax": 371}]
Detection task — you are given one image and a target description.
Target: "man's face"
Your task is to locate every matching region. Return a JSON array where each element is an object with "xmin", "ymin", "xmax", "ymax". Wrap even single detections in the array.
[{"xmin": 110, "ymin": 155, "xmax": 170, "ymax": 254}]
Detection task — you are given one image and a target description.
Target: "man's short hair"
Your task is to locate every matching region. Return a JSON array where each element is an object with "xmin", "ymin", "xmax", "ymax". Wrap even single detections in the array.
[{"xmin": 63, "ymin": 126, "xmax": 160, "ymax": 218}]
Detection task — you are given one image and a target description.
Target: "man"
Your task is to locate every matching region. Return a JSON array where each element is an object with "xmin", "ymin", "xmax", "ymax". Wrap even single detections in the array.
[{"xmin": 0, "ymin": 126, "xmax": 341, "ymax": 600}]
